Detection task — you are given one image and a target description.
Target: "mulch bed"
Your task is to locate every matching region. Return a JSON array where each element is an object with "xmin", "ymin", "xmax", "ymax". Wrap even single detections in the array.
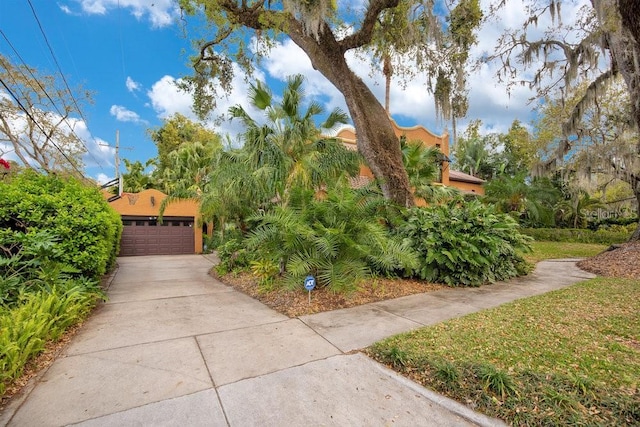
[
  {"xmin": 577, "ymin": 242, "xmax": 640, "ymax": 280},
  {"xmin": 210, "ymin": 270, "xmax": 445, "ymax": 318}
]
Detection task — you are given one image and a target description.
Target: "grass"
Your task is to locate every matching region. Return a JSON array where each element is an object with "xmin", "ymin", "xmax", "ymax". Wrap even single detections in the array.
[
  {"xmin": 368, "ymin": 243, "xmax": 640, "ymax": 426},
  {"xmin": 523, "ymin": 241, "xmax": 607, "ymax": 264}
]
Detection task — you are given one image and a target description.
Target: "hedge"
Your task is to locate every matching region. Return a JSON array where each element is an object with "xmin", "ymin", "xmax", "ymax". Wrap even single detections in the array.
[
  {"xmin": 0, "ymin": 170, "xmax": 122, "ymax": 278},
  {"xmin": 520, "ymin": 227, "xmax": 632, "ymax": 244}
]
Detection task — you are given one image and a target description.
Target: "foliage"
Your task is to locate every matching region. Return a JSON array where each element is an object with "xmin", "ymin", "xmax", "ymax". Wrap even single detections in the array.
[
  {"xmin": 202, "ymin": 74, "xmax": 361, "ymax": 235},
  {"xmin": 0, "ymin": 230, "xmax": 78, "ymax": 306},
  {"xmin": 554, "ymin": 188, "xmax": 604, "ymax": 229},
  {"xmin": 369, "ymin": 277, "xmax": 640, "ymax": 425},
  {"xmin": 246, "ymin": 184, "xmax": 418, "ymax": 293},
  {"xmin": 400, "ymin": 136, "xmax": 443, "ymax": 200},
  {"xmin": 228, "ymin": 74, "xmax": 361, "ymax": 206},
  {"xmin": 489, "ymin": 1, "xmax": 640, "ymax": 239},
  {"xmin": 215, "ymin": 238, "xmax": 251, "ymax": 275},
  {"xmin": 157, "ymin": 140, "xmax": 221, "ymax": 198},
  {"xmin": 200, "ymin": 149, "xmax": 269, "ymax": 237},
  {"xmin": 148, "ymin": 113, "xmax": 221, "ymax": 181},
  {"xmin": 484, "ymin": 174, "xmax": 561, "ymax": 228},
  {"xmin": 521, "ymin": 228, "xmax": 632, "ymax": 245},
  {"xmin": 177, "ymin": 0, "xmax": 481, "ymax": 206},
  {"xmin": 396, "ymin": 200, "xmax": 531, "ymax": 286},
  {"xmin": 120, "ymin": 159, "xmax": 157, "ymax": 193},
  {"xmin": 451, "ymin": 120, "xmax": 499, "ymax": 179},
  {"xmin": 589, "ymin": 215, "xmax": 638, "ymax": 231},
  {"xmin": 0, "ymin": 283, "xmax": 102, "ymax": 395},
  {"xmin": 0, "ymin": 170, "xmax": 122, "ymax": 278},
  {"xmin": 0, "ymin": 54, "xmax": 89, "ymax": 175}
]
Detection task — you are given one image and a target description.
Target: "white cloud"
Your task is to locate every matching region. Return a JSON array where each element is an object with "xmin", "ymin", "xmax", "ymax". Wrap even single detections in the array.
[
  {"xmin": 126, "ymin": 76, "xmax": 141, "ymax": 92},
  {"xmin": 109, "ymin": 105, "xmax": 148, "ymax": 124},
  {"xmin": 255, "ymin": 0, "xmax": 593, "ymax": 140},
  {"xmin": 147, "ymin": 75, "xmax": 195, "ymax": 120},
  {"xmin": 95, "ymin": 172, "xmax": 113, "ymax": 184},
  {"xmin": 146, "ymin": 65, "xmax": 267, "ymax": 140},
  {"xmin": 73, "ymin": 0, "xmax": 179, "ymax": 28},
  {"xmin": 63, "ymin": 119, "xmax": 115, "ymax": 170},
  {"xmin": 58, "ymin": 3, "xmax": 77, "ymax": 15}
]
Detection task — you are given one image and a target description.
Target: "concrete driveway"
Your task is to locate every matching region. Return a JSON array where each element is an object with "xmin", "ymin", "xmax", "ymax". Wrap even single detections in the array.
[{"xmin": 1, "ymin": 255, "xmax": 594, "ymax": 426}]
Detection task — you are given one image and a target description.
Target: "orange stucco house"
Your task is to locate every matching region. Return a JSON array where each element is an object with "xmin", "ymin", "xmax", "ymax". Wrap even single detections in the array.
[
  {"xmin": 107, "ymin": 189, "xmax": 203, "ymax": 256},
  {"xmin": 335, "ymin": 120, "xmax": 484, "ymax": 198}
]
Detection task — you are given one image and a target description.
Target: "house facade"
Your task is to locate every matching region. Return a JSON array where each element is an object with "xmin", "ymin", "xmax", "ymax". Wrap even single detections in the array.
[
  {"xmin": 107, "ymin": 189, "xmax": 203, "ymax": 256},
  {"xmin": 335, "ymin": 120, "xmax": 484, "ymax": 196}
]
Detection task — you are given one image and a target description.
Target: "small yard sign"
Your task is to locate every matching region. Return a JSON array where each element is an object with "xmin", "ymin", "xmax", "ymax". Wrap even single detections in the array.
[{"xmin": 304, "ymin": 275, "xmax": 316, "ymax": 304}]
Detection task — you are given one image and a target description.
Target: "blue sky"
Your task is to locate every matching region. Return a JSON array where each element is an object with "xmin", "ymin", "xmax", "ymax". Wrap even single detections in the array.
[{"xmin": 0, "ymin": 0, "xmax": 589, "ymax": 183}]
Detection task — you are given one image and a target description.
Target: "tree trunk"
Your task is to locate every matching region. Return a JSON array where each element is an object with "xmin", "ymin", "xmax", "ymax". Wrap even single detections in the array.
[
  {"xmin": 287, "ymin": 28, "xmax": 414, "ymax": 207},
  {"xmin": 630, "ymin": 180, "xmax": 640, "ymax": 241},
  {"xmin": 594, "ymin": 0, "xmax": 640, "ymax": 240}
]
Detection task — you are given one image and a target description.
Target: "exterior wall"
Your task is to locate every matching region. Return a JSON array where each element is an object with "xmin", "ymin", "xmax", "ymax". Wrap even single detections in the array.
[
  {"xmin": 449, "ymin": 179, "xmax": 485, "ymax": 195},
  {"xmin": 337, "ymin": 120, "xmax": 488, "ymax": 193},
  {"xmin": 107, "ymin": 189, "xmax": 203, "ymax": 254}
]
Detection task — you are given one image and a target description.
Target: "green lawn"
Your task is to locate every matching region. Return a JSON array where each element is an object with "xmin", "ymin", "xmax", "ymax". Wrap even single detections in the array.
[
  {"xmin": 368, "ymin": 243, "xmax": 639, "ymax": 426},
  {"xmin": 523, "ymin": 241, "xmax": 607, "ymax": 264}
]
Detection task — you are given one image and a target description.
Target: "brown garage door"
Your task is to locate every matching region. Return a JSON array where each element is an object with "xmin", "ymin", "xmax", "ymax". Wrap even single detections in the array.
[{"xmin": 120, "ymin": 216, "xmax": 195, "ymax": 256}]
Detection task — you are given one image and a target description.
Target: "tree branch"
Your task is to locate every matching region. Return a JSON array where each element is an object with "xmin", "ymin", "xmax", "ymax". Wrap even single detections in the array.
[{"xmin": 339, "ymin": 0, "xmax": 400, "ymax": 51}]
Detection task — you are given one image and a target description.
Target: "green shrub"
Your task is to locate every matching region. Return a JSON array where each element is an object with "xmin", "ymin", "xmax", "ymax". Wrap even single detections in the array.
[
  {"xmin": 521, "ymin": 227, "xmax": 632, "ymax": 244},
  {"xmin": 397, "ymin": 200, "xmax": 531, "ymax": 286},
  {"xmin": 0, "ymin": 283, "xmax": 102, "ymax": 394},
  {"xmin": 215, "ymin": 238, "xmax": 251, "ymax": 274},
  {"xmin": 0, "ymin": 170, "xmax": 122, "ymax": 278},
  {"xmin": 247, "ymin": 185, "xmax": 418, "ymax": 293}
]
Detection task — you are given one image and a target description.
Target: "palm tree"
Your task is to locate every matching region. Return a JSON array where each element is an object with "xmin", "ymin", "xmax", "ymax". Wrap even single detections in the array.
[
  {"xmin": 247, "ymin": 183, "xmax": 418, "ymax": 292},
  {"xmin": 157, "ymin": 140, "xmax": 221, "ymax": 220},
  {"xmin": 484, "ymin": 174, "xmax": 560, "ymax": 227},
  {"xmin": 121, "ymin": 159, "xmax": 156, "ymax": 193},
  {"xmin": 159, "ymin": 141, "xmax": 219, "ymax": 195},
  {"xmin": 400, "ymin": 136, "xmax": 443, "ymax": 201},
  {"xmin": 555, "ymin": 188, "xmax": 604, "ymax": 228},
  {"xmin": 199, "ymin": 149, "xmax": 270, "ymax": 239},
  {"xmin": 229, "ymin": 74, "xmax": 361, "ymax": 206}
]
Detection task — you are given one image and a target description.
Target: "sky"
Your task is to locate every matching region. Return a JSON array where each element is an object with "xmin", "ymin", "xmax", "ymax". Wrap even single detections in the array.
[{"xmin": 0, "ymin": 0, "xmax": 590, "ymax": 183}]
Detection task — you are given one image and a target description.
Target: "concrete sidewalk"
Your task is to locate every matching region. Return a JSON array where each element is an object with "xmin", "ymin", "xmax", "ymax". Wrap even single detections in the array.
[{"xmin": 1, "ymin": 255, "xmax": 595, "ymax": 427}]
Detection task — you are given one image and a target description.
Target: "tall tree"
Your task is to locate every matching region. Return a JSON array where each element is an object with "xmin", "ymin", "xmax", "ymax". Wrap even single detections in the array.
[
  {"xmin": 229, "ymin": 74, "xmax": 361, "ymax": 206},
  {"xmin": 147, "ymin": 113, "xmax": 221, "ymax": 180},
  {"xmin": 451, "ymin": 120, "xmax": 498, "ymax": 179},
  {"xmin": 177, "ymin": 0, "xmax": 482, "ymax": 207},
  {"xmin": 0, "ymin": 54, "xmax": 89, "ymax": 175},
  {"xmin": 489, "ymin": 0, "xmax": 640, "ymax": 239},
  {"xmin": 121, "ymin": 158, "xmax": 157, "ymax": 193},
  {"xmin": 499, "ymin": 120, "xmax": 537, "ymax": 176},
  {"xmin": 533, "ymin": 79, "xmax": 639, "ymax": 228}
]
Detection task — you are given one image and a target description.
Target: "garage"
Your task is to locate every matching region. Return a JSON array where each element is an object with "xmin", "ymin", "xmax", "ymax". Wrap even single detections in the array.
[
  {"xmin": 119, "ymin": 216, "xmax": 195, "ymax": 256},
  {"xmin": 106, "ymin": 189, "xmax": 203, "ymax": 257}
]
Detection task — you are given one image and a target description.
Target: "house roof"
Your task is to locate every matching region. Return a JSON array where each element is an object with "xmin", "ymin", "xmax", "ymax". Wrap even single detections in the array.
[{"xmin": 448, "ymin": 170, "xmax": 485, "ymax": 184}]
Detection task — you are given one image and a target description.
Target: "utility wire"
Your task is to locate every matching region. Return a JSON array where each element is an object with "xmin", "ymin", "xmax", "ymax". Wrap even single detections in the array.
[
  {"xmin": 0, "ymin": 30, "xmax": 105, "ymax": 171},
  {"xmin": 0, "ymin": 75, "xmax": 86, "ymax": 177},
  {"xmin": 26, "ymin": 0, "xmax": 108, "ymax": 174},
  {"xmin": 27, "ymin": 0, "xmax": 86, "ymax": 124}
]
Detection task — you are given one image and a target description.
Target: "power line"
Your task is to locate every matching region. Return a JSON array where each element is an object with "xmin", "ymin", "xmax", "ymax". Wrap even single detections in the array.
[
  {"xmin": 26, "ymin": 0, "xmax": 86, "ymax": 124},
  {"xmin": 0, "ymin": 75, "xmax": 86, "ymax": 177},
  {"xmin": 25, "ymin": 0, "xmax": 108, "ymax": 174},
  {"xmin": 0, "ymin": 30, "xmax": 105, "ymax": 172}
]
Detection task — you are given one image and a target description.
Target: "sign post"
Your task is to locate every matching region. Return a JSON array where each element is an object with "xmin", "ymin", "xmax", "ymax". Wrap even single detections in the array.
[{"xmin": 304, "ymin": 275, "xmax": 316, "ymax": 304}]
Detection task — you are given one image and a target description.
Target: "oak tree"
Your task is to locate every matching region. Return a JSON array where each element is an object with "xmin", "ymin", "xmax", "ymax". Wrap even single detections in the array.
[
  {"xmin": 177, "ymin": 0, "xmax": 481, "ymax": 206},
  {"xmin": 490, "ymin": 0, "xmax": 640, "ymax": 240}
]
